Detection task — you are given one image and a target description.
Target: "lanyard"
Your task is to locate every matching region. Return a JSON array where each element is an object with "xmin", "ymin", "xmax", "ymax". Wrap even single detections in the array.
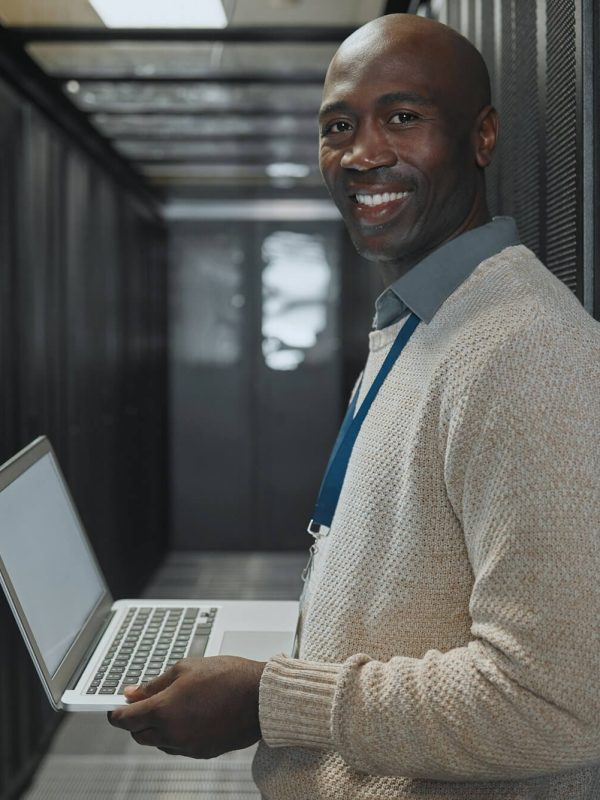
[
  {"xmin": 308, "ymin": 311, "xmax": 421, "ymax": 538},
  {"xmin": 294, "ymin": 309, "xmax": 421, "ymax": 656}
]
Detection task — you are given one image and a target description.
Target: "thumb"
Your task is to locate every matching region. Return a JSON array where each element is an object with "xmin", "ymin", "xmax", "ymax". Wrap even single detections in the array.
[{"xmin": 124, "ymin": 667, "xmax": 178, "ymax": 701}]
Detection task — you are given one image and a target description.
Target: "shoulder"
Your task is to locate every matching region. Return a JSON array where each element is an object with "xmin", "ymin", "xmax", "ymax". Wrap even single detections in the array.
[
  {"xmin": 433, "ymin": 244, "xmax": 600, "ymax": 365},
  {"xmin": 429, "ymin": 246, "xmax": 600, "ymax": 426}
]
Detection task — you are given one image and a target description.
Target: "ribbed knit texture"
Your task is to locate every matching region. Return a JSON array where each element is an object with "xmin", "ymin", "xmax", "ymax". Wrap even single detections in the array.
[{"xmin": 253, "ymin": 246, "xmax": 600, "ymax": 799}]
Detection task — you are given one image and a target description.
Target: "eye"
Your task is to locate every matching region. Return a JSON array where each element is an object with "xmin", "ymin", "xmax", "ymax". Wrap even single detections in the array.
[
  {"xmin": 321, "ymin": 119, "xmax": 353, "ymax": 136},
  {"xmin": 388, "ymin": 111, "xmax": 418, "ymax": 125}
]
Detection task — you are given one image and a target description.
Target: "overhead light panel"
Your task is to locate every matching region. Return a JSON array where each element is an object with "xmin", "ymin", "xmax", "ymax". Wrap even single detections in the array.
[{"xmin": 89, "ymin": 0, "xmax": 228, "ymax": 28}]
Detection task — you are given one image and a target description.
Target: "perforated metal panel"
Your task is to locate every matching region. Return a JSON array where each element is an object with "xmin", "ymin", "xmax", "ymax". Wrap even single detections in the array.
[
  {"xmin": 479, "ymin": 0, "xmax": 500, "ymax": 216},
  {"xmin": 544, "ymin": 0, "xmax": 580, "ymax": 291},
  {"xmin": 513, "ymin": 1, "xmax": 543, "ymax": 257},
  {"xmin": 431, "ymin": 0, "xmax": 584, "ymax": 301},
  {"xmin": 498, "ymin": 0, "xmax": 542, "ymax": 257}
]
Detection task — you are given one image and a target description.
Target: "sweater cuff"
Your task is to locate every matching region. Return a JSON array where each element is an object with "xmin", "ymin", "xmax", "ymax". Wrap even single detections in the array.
[{"xmin": 259, "ymin": 654, "xmax": 343, "ymax": 749}]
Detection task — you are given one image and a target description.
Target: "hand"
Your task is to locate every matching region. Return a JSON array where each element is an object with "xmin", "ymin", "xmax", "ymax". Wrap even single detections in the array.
[{"xmin": 107, "ymin": 656, "xmax": 266, "ymax": 759}]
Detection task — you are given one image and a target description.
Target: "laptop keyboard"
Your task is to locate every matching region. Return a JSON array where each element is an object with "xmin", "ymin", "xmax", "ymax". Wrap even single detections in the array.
[{"xmin": 87, "ymin": 606, "xmax": 217, "ymax": 696}]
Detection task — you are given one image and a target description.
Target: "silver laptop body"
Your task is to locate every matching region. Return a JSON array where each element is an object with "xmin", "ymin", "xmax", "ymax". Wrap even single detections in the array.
[{"xmin": 0, "ymin": 437, "xmax": 297, "ymax": 711}]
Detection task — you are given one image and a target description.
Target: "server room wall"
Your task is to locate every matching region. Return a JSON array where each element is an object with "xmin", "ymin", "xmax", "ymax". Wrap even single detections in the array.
[
  {"xmin": 0, "ymin": 75, "xmax": 168, "ymax": 799},
  {"xmin": 428, "ymin": 0, "xmax": 598, "ymax": 320}
]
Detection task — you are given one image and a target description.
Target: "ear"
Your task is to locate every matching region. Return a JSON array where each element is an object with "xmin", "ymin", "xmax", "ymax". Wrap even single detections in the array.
[{"xmin": 474, "ymin": 105, "xmax": 498, "ymax": 168}]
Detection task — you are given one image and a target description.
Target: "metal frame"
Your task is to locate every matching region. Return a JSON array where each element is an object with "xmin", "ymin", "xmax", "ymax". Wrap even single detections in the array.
[
  {"xmin": 581, "ymin": 0, "xmax": 597, "ymax": 318},
  {"xmin": 384, "ymin": 0, "xmax": 413, "ymax": 12},
  {"xmin": 10, "ymin": 26, "xmax": 357, "ymax": 43},
  {"xmin": 52, "ymin": 72, "xmax": 327, "ymax": 85},
  {"xmin": 594, "ymin": 0, "xmax": 600, "ymax": 320},
  {"xmin": 86, "ymin": 107, "xmax": 320, "ymax": 117},
  {"xmin": 536, "ymin": 0, "xmax": 548, "ymax": 265},
  {"xmin": 108, "ymin": 132, "xmax": 318, "ymax": 142},
  {"xmin": 575, "ymin": 0, "xmax": 585, "ymax": 306},
  {"xmin": 121, "ymin": 156, "xmax": 316, "ymax": 165}
]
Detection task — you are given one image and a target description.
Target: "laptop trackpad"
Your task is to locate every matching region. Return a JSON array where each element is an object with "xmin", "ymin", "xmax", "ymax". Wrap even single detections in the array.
[{"xmin": 218, "ymin": 631, "xmax": 293, "ymax": 661}]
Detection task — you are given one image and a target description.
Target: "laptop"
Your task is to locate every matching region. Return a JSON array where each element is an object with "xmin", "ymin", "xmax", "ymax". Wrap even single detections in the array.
[{"xmin": 0, "ymin": 436, "xmax": 298, "ymax": 712}]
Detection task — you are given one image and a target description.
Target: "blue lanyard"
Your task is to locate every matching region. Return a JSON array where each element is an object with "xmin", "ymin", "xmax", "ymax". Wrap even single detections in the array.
[{"xmin": 308, "ymin": 312, "xmax": 420, "ymax": 536}]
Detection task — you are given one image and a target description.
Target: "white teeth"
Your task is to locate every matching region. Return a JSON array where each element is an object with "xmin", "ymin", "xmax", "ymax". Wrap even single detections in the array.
[{"xmin": 355, "ymin": 191, "xmax": 409, "ymax": 207}]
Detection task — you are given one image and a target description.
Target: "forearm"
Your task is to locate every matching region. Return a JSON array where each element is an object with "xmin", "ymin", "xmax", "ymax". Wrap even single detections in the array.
[{"xmin": 260, "ymin": 640, "xmax": 600, "ymax": 781}]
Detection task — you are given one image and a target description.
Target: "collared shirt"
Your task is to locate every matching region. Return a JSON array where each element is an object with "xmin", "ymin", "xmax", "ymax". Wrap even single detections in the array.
[{"xmin": 373, "ymin": 216, "xmax": 520, "ymax": 329}]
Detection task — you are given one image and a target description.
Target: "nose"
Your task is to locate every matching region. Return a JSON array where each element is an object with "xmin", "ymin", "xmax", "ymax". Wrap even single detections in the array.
[{"xmin": 339, "ymin": 121, "xmax": 397, "ymax": 171}]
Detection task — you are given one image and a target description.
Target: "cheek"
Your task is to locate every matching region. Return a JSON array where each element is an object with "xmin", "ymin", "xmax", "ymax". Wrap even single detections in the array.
[
  {"xmin": 403, "ymin": 126, "xmax": 460, "ymax": 169},
  {"xmin": 416, "ymin": 153, "xmax": 468, "ymax": 208},
  {"xmin": 318, "ymin": 148, "xmax": 336, "ymax": 181},
  {"xmin": 389, "ymin": 139, "xmax": 442, "ymax": 196}
]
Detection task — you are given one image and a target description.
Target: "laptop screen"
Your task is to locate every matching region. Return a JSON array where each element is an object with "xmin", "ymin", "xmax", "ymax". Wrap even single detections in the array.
[{"xmin": 0, "ymin": 452, "xmax": 105, "ymax": 675}]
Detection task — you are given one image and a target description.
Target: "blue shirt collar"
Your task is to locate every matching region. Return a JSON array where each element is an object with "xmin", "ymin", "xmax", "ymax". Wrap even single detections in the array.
[{"xmin": 373, "ymin": 216, "xmax": 521, "ymax": 328}]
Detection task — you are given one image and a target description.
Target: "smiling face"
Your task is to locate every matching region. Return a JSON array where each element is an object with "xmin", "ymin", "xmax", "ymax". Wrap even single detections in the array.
[{"xmin": 319, "ymin": 16, "xmax": 496, "ymax": 279}]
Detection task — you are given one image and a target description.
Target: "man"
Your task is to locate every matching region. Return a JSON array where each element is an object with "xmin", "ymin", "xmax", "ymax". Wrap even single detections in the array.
[{"xmin": 109, "ymin": 13, "xmax": 600, "ymax": 799}]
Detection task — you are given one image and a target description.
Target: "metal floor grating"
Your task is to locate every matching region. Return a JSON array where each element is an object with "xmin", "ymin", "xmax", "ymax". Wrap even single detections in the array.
[
  {"xmin": 24, "ymin": 753, "xmax": 262, "ymax": 799},
  {"xmin": 22, "ymin": 551, "xmax": 305, "ymax": 799}
]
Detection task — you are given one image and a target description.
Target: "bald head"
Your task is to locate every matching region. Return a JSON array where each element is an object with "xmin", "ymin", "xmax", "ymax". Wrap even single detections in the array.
[
  {"xmin": 318, "ymin": 13, "xmax": 498, "ymax": 279},
  {"xmin": 326, "ymin": 14, "xmax": 491, "ymax": 127}
]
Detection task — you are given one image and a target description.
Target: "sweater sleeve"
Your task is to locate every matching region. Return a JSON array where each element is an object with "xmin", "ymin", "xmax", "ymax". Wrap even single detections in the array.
[{"xmin": 259, "ymin": 314, "xmax": 600, "ymax": 781}]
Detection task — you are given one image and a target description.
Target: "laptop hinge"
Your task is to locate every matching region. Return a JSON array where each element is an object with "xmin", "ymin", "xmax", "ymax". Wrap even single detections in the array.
[{"xmin": 66, "ymin": 609, "xmax": 116, "ymax": 691}]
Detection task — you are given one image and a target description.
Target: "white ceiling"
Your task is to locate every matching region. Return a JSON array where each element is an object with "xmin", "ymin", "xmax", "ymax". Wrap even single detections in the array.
[
  {"xmin": 0, "ymin": 0, "xmax": 391, "ymax": 191},
  {"xmin": 0, "ymin": 0, "xmax": 386, "ymax": 28}
]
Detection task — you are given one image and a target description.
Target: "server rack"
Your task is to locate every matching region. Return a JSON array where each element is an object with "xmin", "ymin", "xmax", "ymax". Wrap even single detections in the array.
[{"xmin": 0, "ymin": 65, "xmax": 168, "ymax": 800}]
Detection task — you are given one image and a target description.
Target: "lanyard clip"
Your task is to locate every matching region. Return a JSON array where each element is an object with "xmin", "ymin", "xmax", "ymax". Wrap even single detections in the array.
[{"xmin": 307, "ymin": 519, "xmax": 330, "ymax": 539}]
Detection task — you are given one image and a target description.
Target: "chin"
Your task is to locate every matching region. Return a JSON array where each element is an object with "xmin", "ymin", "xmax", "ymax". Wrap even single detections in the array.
[{"xmin": 351, "ymin": 236, "xmax": 413, "ymax": 265}]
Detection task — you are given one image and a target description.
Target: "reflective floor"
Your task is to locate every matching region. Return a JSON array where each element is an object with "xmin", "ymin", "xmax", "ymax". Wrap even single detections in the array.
[{"xmin": 23, "ymin": 551, "xmax": 305, "ymax": 800}]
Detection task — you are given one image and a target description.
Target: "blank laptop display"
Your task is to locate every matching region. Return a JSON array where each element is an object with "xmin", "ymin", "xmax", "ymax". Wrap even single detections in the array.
[{"xmin": 0, "ymin": 451, "xmax": 106, "ymax": 675}]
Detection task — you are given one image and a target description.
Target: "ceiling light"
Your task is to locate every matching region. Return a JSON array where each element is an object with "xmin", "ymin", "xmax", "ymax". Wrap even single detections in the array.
[
  {"xmin": 266, "ymin": 163, "xmax": 311, "ymax": 179},
  {"xmin": 89, "ymin": 0, "xmax": 227, "ymax": 28}
]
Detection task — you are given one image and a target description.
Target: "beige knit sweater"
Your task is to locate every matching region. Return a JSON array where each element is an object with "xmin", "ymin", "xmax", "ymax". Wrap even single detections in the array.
[{"xmin": 253, "ymin": 246, "xmax": 600, "ymax": 799}]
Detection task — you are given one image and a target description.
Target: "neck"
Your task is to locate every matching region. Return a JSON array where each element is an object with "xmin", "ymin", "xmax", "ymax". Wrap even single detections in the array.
[{"xmin": 377, "ymin": 198, "xmax": 491, "ymax": 289}]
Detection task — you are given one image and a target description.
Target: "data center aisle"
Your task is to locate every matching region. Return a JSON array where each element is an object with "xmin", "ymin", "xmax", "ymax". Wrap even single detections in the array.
[{"xmin": 22, "ymin": 552, "xmax": 305, "ymax": 800}]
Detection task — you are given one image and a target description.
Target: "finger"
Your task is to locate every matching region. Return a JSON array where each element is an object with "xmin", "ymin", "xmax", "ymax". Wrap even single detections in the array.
[
  {"xmin": 124, "ymin": 668, "xmax": 178, "ymax": 701},
  {"xmin": 123, "ymin": 683, "xmax": 147, "ymax": 702},
  {"xmin": 108, "ymin": 695, "xmax": 158, "ymax": 732},
  {"xmin": 158, "ymin": 746, "xmax": 180, "ymax": 756},
  {"xmin": 131, "ymin": 727, "xmax": 162, "ymax": 747}
]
